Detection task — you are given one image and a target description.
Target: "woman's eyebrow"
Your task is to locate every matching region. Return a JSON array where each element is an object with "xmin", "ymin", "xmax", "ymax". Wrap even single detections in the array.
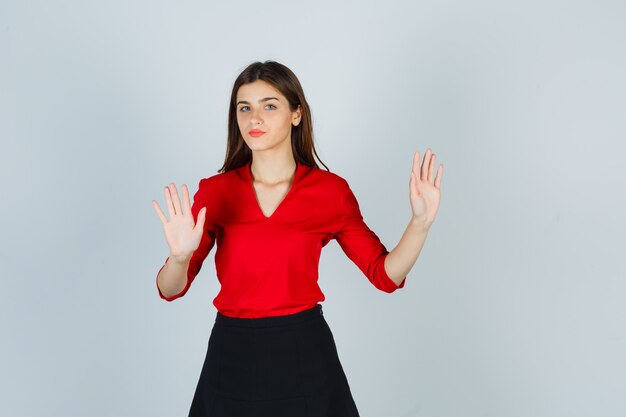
[{"xmin": 236, "ymin": 97, "xmax": 279, "ymax": 105}]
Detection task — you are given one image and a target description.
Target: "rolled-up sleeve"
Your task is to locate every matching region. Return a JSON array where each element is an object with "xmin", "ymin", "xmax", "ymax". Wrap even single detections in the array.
[
  {"xmin": 334, "ymin": 180, "xmax": 405, "ymax": 293},
  {"xmin": 156, "ymin": 179, "xmax": 216, "ymax": 301}
]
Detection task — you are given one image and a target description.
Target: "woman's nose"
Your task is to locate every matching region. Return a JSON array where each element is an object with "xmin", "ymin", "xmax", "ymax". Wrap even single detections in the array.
[{"xmin": 249, "ymin": 109, "xmax": 263, "ymax": 125}]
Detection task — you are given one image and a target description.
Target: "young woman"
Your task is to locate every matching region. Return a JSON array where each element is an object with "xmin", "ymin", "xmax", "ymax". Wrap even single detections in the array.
[{"xmin": 152, "ymin": 60, "xmax": 443, "ymax": 417}]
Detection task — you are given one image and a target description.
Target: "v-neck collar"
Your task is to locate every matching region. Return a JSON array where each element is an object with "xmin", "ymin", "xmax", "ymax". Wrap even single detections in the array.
[{"xmin": 240, "ymin": 159, "xmax": 308, "ymax": 220}]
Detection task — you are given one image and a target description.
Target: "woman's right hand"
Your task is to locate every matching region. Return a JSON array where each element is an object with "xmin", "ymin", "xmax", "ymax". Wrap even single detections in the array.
[{"xmin": 152, "ymin": 183, "xmax": 206, "ymax": 262}]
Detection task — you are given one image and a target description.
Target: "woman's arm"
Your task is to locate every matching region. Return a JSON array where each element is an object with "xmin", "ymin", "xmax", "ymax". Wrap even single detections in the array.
[
  {"xmin": 384, "ymin": 218, "xmax": 429, "ymax": 286},
  {"xmin": 156, "ymin": 255, "xmax": 192, "ymax": 300},
  {"xmin": 153, "ymin": 181, "xmax": 214, "ymax": 301},
  {"xmin": 384, "ymin": 148, "xmax": 443, "ymax": 285}
]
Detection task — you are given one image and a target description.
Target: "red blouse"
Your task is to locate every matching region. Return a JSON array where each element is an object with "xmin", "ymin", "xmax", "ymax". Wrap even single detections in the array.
[{"xmin": 156, "ymin": 159, "xmax": 405, "ymax": 318}]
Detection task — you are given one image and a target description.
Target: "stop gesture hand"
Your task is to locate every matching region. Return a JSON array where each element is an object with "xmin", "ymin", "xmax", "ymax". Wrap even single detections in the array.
[
  {"xmin": 152, "ymin": 183, "xmax": 206, "ymax": 262},
  {"xmin": 409, "ymin": 148, "xmax": 443, "ymax": 232}
]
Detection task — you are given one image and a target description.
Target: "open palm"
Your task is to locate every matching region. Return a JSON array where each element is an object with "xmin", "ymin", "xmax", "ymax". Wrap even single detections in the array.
[
  {"xmin": 409, "ymin": 148, "xmax": 443, "ymax": 231},
  {"xmin": 152, "ymin": 183, "xmax": 206, "ymax": 261}
]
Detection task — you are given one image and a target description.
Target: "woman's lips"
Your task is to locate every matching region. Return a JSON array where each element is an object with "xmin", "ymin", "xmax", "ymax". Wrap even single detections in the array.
[{"xmin": 249, "ymin": 130, "xmax": 266, "ymax": 137}]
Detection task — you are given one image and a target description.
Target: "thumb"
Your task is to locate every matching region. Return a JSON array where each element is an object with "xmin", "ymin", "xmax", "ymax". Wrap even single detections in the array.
[{"xmin": 194, "ymin": 207, "xmax": 207, "ymax": 231}]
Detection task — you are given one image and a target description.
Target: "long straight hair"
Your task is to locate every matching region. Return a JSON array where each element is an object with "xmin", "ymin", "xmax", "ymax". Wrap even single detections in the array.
[{"xmin": 217, "ymin": 60, "xmax": 329, "ymax": 174}]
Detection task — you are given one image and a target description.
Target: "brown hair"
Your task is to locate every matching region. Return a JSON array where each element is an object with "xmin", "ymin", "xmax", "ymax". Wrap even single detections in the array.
[{"xmin": 217, "ymin": 60, "xmax": 329, "ymax": 174}]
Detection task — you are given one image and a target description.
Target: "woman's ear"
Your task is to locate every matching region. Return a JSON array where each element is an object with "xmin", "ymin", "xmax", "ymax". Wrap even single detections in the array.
[{"xmin": 292, "ymin": 105, "xmax": 302, "ymax": 126}]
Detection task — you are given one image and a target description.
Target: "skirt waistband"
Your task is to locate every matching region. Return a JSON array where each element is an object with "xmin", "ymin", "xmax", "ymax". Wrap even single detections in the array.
[{"xmin": 215, "ymin": 304, "xmax": 324, "ymax": 328}]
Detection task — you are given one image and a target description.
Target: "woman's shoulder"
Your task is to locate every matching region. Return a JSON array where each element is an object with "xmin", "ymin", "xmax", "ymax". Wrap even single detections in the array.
[
  {"xmin": 309, "ymin": 165, "xmax": 350, "ymax": 190},
  {"xmin": 196, "ymin": 168, "xmax": 240, "ymax": 192}
]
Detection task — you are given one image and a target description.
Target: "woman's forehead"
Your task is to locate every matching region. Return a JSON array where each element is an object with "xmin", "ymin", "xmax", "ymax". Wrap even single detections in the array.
[{"xmin": 237, "ymin": 80, "xmax": 284, "ymax": 101}]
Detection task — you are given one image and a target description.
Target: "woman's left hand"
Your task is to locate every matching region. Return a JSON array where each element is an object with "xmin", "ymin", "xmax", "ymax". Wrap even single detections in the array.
[{"xmin": 409, "ymin": 148, "xmax": 443, "ymax": 231}]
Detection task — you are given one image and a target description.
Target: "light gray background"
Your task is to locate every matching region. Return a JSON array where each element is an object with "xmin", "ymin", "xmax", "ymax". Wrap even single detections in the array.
[{"xmin": 1, "ymin": 1, "xmax": 625, "ymax": 416}]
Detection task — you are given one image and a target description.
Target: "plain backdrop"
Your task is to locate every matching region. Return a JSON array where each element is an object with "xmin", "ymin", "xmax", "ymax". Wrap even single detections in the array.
[{"xmin": 1, "ymin": 1, "xmax": 625, "ymax": 416}]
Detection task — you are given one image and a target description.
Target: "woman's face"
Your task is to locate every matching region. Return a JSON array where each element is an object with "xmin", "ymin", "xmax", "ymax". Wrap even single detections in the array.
[{"xmin": 235, "ymin": 80, "xmax": 301, "ymax": 153}]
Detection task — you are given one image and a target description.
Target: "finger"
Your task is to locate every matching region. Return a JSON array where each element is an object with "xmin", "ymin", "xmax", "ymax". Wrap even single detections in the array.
[
  {"xmin": 169, "ymin": 183, "xmax": 183, "ymax": 216},
  {"xmin": 413, "ymin": 150, "xmax": 420, "ymax": 179},
  {"xmin": 164, "ymin": 186, "xmax": 176, "ymax": 218},
  {"xmin": 435, "ymin": 164, "xmax": 443, "ymax": 189},
  {"xmin": 428, "ymin": 153, "xmax": 436, "ymax": 183},
  {"xmin": 181, "ymin": 184, "xmax": 191, "ymax": 215},
  {"xmin": 410, "ymin": 170, "xmax": 419, "ymax": 196},
  {"xmin": 194, "ymin": 207, "xmax": 206, "ymax": 232},
  {"xmin": 152, "ymin": 200, "xmax": 168, "ymax": 225},
  {"xmin": 421, "ymin": 148, "xmax": 431, "ymax": 180}
]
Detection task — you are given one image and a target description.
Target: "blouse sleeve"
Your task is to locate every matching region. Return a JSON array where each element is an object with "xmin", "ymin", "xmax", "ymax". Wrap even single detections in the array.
[
  {"xmin": 334, "ymin": 179, "xmax": 406, "ymax": 293},
  {"xmin": 156, "ymin": 178, "xmax": 216, "ymax": 301}
]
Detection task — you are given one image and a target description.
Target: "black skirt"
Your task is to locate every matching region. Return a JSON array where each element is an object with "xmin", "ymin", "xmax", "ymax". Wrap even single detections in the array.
[{"xmin": 188, "ymin": 304, "xmax": 361, "ymax": 417}]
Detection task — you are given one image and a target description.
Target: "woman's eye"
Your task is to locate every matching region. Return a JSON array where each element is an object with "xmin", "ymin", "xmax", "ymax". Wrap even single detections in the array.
[{"xmin": 239, "ymin": 104, "xmax": 275, "ymax": 112}]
